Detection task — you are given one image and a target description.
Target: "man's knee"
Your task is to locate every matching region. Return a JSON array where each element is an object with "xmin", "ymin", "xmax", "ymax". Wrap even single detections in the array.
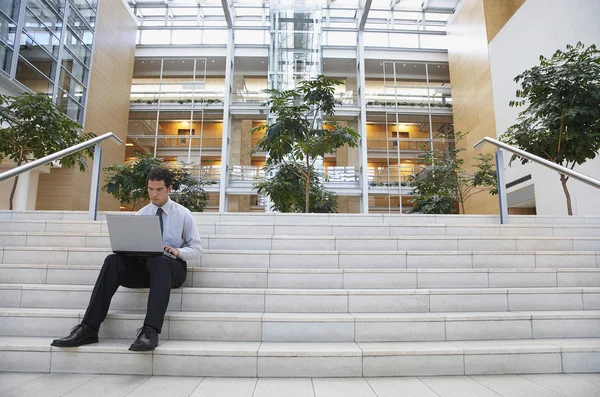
[
  {"xmin": 146, "ymin": 256, "xmax": 170, "ymax": 273},
  {"xmin": 102, "ymin": 254, "xmax": 118, "ymax": 268}
]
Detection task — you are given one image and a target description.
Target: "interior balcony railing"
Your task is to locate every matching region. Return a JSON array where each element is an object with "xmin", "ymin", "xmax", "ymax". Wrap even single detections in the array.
[
  {"xmin": 230, "ymin": 165, "xmax": 266, "ymax": 181},
  {"xmin": 129, "ymin": 86, "xmax": 225, "ymax": 105},
  {"xmin": 194, "ymin": 165, "xmax": 221, "ymax": 182},
  {"xmin": 367, "ymin": 165, "xmax": 427, "ymax": 186},
  {"xmin": 365, "ymin": 89, "xmax": 452, "ymax": 108},
  {"xmin": 232, "ymin": 90, "xmax": 269, "ymax": 104},
  {"xmin": 367, "ymin": 138, "xmax": 450, "ymax": 152},
  {"xmin": 322, "ymin": 166, "xmax": 360, "ymax": 182},
  {"xmin": 129, "ymin": 135, "xmax": 223, "ymax": 150}
]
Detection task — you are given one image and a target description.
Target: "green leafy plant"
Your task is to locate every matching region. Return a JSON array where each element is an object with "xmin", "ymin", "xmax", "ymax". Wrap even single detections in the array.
[
  {"xmin": 103, "ymin": 152, "xmax": 214, "ymax": 211},
  {"xmin": 0, "ymin": 93, "xmax": 96, "ymax": 209},
  {"xmin": 501, "ymin": 42, "xmax": 600, "ymax": 215},
  {"xmin": 254, "ymin": 163, "xmax": 338, "ymax": 213},
  {"xmin": 251, "ymin": 76, "xmax": 360, "ymax": 213},
  {"xmin": 408, "ymin": 132, "xmax": 498, "ymax": 214}
]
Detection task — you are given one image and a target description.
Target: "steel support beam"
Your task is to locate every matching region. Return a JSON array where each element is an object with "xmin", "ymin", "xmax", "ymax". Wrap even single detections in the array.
[{"xmin": 358, "ymin": 0, "xmax": 373, "ymax": 31}]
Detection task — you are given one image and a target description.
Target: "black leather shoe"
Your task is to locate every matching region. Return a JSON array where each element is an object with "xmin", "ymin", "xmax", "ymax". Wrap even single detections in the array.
[
  {"xmin": 129, "ymin": 325, "xmax": 158, "ymax": 351},
  {"xmin": 51, "ymin": 324, "xmax": 98, "ymax": 347}
]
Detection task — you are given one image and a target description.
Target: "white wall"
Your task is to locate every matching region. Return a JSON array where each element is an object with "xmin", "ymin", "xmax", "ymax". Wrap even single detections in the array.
[{"xmin": 489, "ymin": 0, "xmax": 600, "ymax": 215}]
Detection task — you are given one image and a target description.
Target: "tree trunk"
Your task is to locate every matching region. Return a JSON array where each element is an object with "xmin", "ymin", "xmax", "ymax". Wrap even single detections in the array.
[
  {"xmin": 305, "ymin": 159, "xmax": 311, "ymax": 213},
  {"xmin": 560, "ymin": 174, "xmax": 573, "ymax": 216},
  {"xmin": 8, "ymin": 160, "xmax": 23, "ymax": 211}
]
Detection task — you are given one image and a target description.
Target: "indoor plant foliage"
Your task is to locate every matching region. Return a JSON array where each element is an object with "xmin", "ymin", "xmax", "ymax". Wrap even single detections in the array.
[
  {"xmin": 251, "ymin": 76, "xmax": 360, "ymax": 213},
  {"xmin": 103, "ymin": 152, "xmax": 213, "ymax": 211},
  {"xmin": 254, "ymin": 163, "xmax": 338, "ymax": 213},
  {"xmin": 501, "ymin": 42, "xmax": 600, "ymax": 215},
  {"xmin": 0, "ymin": 93, "xmax": 95, "ymax": 210},
  {"xmin": 408, "ymin": 132, "xmax": 498, "ymax": 214}
]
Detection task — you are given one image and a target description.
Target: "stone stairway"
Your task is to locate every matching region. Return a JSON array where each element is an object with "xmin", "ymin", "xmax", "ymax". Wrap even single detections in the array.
[{"xmin": 0, "ymin": 211, "xmax": 599, "ymax": 377}]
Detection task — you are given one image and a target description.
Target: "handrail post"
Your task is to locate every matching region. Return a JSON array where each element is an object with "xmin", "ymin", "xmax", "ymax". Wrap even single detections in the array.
[
  {"xmin": 88, "ymin": 144, "xmax": 103, "ymax": 221},
  {"xmin": 495, "ymin": 149, "xmax": 509, "ymax": 225}
]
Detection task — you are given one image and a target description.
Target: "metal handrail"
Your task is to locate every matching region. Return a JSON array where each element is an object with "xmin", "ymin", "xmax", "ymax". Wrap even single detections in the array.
[
  {"xmin": 475, "ymin": 137, "xmax": 600, "ymax": 189},
  {"xmin": 0, "ymin": 132, "xmax": 122, "ymax": 220},
  {"xmin": 474, "ymin": 136, "xmax": 600, "ymax": 224}
]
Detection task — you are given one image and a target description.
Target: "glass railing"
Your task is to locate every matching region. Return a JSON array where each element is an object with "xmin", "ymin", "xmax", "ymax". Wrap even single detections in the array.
[
  {"xmin": 129, "ymin": 84, "xmax": 224, "ymax": 105},
  {"xmin": 323, "ymin": 166, "xmax": 359, "ymax": 182},
  {"xmin": 368, "ymin": 165, "xmax": 427, "ymax": 186},
  {"xmin": 365, "ymin": 87, "xmax": 452, "ymax": 108},
  {"xmin": 128, "ymin": 135, "xmax": 223, "ymax": 149},
  {"xmin": 230, "ymin": 165, "xmax": 265, "ymax": 181},
  {"xmin": 367, "ymin": 138, "xmax": 450, "ymax": 151},
  {"xmin": 195, "ymin": 165, "xmax": 221, "ymax": 182},
  {"xmin": 231, "ymin": 91, "xmax": 358, "ymax": 105},
  {"xmin": 232, "ymin": 90, "xmax": 268, "ymax": 103}
]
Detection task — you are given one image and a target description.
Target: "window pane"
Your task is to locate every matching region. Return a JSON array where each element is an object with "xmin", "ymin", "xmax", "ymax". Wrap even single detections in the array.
[
  {"xmin": 325, "ymin": 31, "xmax": 356, "ymax": 46},
  {"xmin": 234, "ymin": 29, "xmax": 265, "ymax": 45},
  {"xmin": 19, "ymin": 32, "xmax": 57, "ymax": 77},
  {"xmin": 57, "ymin": 89, "xmax": 84, "ymax": 123},
  {"xmin": 0, "ymin": 0, "xmax": 20, "ymax": 21},
  {"xmin": 171, "ymin": 30, "xmax": 201, "ymax": 45},
  {"xmin": 64, "ymin": 28, "xmax": 91, "ymax": 66},
  {"xmin": 23, "ymin": 10, "xmax": 61, "ymax": 56},
  {"xmin": 15, "ymin": 57, "xmax": 54, "ymax": 94},
  {"xmin": 0, "ymin": 42, "xmax": 13, "ymax": 73},
  {"xmin": 70, "ymin": 0, "xmax": 96, "ymax": 27},
  {"xmin": 41, "ymin": 0, "xmax": 66, "ymax": 15},
  {"xmin": 419, "ymin": 34, "xmax": 448, "ymax": 50},
  {"xmin": 389, "ymin": 33, "xmax": 418, "ymax": 48},
  {"xmin": 68, "ymin": 6, "xmax": 93, "ymax": 46},
  {"xmin": 61, "ymin": 50, "xmax": 88, "ymax": 85},
  {"xmin": 26, "ymin": 0, "xmax": 63, "ymax": 37},
  {"xmin": 140, "ymin": 30, "xmax": 170, "ymax": 45},
  {"xmin": 59, "ymin": 67, "xmax": 85, "ymax": 104},
  {"xmin": 203, "ymin": 29, "xmax": 227, "ymax": 44},
  {"xmin": 0, "ymin": 12, "xmax": 18, "ymax": 46}
]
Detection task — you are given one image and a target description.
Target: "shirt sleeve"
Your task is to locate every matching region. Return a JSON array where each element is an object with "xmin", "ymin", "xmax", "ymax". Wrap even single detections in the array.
[{"xmin": 177, "ymin": 211, "xmax": 203, "ymax": 262}]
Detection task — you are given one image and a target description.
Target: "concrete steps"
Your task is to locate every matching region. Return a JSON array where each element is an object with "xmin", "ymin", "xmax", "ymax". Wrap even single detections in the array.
[
  {"xmin": 3, "ymin": 219, "xmax": 600, "ymax": 237},
  {"xmin": 1, "ymin": 336, "xmax": 599, "ymax": 376},
  {"xmin": 1, "ymin": 247, "xmax": 598, "ymax": 269},
  {"xmin": 2, "ymin": 308, "xmax": 600, "ymax": 342},
  {"xmin": 1, "ymin": 211, "xmax": 599, "ymax": 376},
  {"xmin": 2, "ymin": 210, "xmax": 600, "ymax": 225},
  {"xmin": 2, "ymin": 284, "xmax": 599, "ymax": 312},
  {"xmin": 2, "ymin": 232, "xmax": 600, "ymax": 251},
  {"xmin": 2, "ymin": 264, "xmax": 600, "ymax": 288}
]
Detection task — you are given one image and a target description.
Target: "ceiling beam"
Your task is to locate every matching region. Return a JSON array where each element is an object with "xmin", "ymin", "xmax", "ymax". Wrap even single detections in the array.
[
  {"xmin": 358, "ymin": 0, "xmax": 373, "ymax": 31},
  {"xmin": 221, "ymin": 0, "xmax": 233, "ymax": 28}
]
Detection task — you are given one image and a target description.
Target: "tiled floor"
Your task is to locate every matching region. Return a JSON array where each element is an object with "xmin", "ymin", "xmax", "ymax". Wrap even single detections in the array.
[{"xmin": 1, "ymin": 373, "xmax": 600, "ymax": 397}]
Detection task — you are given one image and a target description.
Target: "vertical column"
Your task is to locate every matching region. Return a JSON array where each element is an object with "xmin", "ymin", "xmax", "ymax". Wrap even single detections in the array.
[
  {"xmin": 219, "ymin": 28, "xmax": 234, "ymax": 213},
  {"xmin": 13, "ymin": 171, "xmax": 30, "ymax": 210},
  {"xmin": 357, "ymin": 32, "xmax": 369, "ymax": 214},
  {"xmin": 9, "ymin": 0, "xmax": 27, "ymax": 79}
]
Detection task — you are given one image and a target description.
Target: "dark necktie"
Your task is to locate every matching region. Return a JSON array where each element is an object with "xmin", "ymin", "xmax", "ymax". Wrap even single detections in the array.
[{"xmin": 156, "ymin": 207, "xmax": 164, "ymax": 236}]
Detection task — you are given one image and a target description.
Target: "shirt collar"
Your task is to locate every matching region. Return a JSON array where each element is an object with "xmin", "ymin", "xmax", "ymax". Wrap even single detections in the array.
[{"xmin": 153, "ymin": 197, "xmax": 172, "ymax": 215}]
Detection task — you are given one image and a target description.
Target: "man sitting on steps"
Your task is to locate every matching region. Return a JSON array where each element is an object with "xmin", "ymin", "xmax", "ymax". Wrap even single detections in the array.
[{"xmin": 51, "ymin": 167, "xmax": 202, "ymax": 351}]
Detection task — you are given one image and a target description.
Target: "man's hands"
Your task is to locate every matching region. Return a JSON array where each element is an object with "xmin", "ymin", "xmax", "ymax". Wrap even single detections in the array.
[{"xmin": 164, "ymin": 245, "xmax": 180, "ymax": 257}]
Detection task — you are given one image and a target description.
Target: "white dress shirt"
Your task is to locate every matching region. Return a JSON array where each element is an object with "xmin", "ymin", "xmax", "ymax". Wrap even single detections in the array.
[{"xmin": 136, "ymin": 198, "xmax": 203, "ymax": 262}]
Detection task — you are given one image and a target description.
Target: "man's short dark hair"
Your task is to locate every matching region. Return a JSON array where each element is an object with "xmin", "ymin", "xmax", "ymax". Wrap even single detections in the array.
[{"xmin": 147, "ymin": 167, "xmax": 173, "ymax": 188}]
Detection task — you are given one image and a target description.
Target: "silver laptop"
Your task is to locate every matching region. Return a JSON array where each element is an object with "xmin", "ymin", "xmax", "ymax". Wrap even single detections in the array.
[{"xmin": 106, "ymin": 214, "xmax": 175, "ymax": 258}]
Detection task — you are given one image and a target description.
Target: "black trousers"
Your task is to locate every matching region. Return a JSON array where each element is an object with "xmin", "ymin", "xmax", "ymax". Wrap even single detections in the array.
[{"xmin": 82, "ymin": 253, "xmax": 187, "ymax": 333}]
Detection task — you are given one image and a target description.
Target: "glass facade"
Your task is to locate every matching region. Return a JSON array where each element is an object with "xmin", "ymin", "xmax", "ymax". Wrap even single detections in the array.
[
  {"xmin": 120, "ymin": 0, "xmax": 459, "ymax": 213},
  {"xmin": 1, "ymin": 0, "xmax": 97, "ymax": 125}
]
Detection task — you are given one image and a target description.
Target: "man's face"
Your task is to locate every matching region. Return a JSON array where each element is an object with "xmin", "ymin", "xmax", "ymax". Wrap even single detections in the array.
[{"xmin": 147, "ymin": 179, "xmax": 171, "ymax": 207}]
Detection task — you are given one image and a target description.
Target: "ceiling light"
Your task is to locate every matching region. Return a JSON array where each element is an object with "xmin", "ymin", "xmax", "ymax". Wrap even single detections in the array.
[{"xmin": 126, "ymin": 143, "xmax": 134, "ymax": 146}]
